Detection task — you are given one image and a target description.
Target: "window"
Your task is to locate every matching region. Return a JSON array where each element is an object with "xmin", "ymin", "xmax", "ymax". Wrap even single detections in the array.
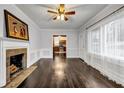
[
  {"xmin": 104, "ymin": 18, "xmax": 124, "ymax": 58},
  {"xmin": 88, "ymin": 27, "xmax": 101, "ymax": 54},
  {"xmin": 82, "ymin": 31, "xmax": 86, "ymax": 48},
  {"xmin": 88, "ymin": 17, "xmax": 124, "ymax": 59}
]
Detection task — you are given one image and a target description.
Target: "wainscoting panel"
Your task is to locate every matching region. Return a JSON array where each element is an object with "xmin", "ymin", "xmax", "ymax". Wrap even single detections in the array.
[
  {"xmin": 30, "ymin": 49, "xmax": 42, "ymax": 66},
  {"xmin": 40, "ymin": 48, "xmax": 53, "ymax": 58},
  {"xmin": 67, "ymin": 48, "xmax": 79, "ymax": 58}
]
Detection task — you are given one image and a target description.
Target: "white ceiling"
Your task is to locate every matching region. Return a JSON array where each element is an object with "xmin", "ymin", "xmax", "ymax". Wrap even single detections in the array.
[{"xmin": 16, "ymin": 4, "xmax": 107, "ymax": 29}]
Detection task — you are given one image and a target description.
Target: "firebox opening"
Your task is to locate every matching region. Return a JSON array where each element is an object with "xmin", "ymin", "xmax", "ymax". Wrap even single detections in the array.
[{"xmin": 10, "ymin": 54, "xmax": 24, "ymax": 76}]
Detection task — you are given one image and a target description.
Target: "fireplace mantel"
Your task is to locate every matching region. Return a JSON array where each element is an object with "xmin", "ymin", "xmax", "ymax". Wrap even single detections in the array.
[{"xmin": 0, "ymin": 38, "xmax": 30, "ymax": 87}]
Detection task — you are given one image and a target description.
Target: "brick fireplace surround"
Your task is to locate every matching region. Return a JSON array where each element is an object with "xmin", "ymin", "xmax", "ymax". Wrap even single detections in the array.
[{"xmin": 6, "ymin": 48, "xmax": 27, "ymax": 83}]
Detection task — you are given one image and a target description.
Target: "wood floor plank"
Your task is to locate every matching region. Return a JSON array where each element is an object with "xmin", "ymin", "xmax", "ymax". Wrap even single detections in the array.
[{"xmin": 18, "ymin": 56, "xmax": 123, "ymax": 88}]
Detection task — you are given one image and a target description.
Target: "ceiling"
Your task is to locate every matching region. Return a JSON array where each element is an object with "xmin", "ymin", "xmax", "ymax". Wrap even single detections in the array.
[{"xmin": 16, "ymin": 4, "xmax": 107, "ymax": 29}]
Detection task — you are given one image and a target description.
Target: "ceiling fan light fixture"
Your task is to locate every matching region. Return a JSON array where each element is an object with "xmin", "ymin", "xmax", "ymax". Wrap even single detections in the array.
[
  {"xmin": 47, "ymin": 4, "xmax": 75, "ymax": 21},
  {"xmin": 60, "ymin": 14, "xmax": 64, "ymax": 21},
  {"xmin": 57, "ymin": 15, "xmax": 60, "ymax": 19}
]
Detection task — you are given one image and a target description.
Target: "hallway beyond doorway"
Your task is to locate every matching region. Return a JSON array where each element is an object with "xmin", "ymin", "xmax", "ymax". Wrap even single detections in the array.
[{"xmin": 53, "ymin": 35, "xmax": 67, "ymax": 59}]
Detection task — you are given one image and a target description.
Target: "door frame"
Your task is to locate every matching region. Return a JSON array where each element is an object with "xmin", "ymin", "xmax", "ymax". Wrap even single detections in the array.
[{"xmin": 52, "ymin": 35, "xmax": 67, "ymax": 58}]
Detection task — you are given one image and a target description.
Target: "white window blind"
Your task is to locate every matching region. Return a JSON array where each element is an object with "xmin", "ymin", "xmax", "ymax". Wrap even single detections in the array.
[
  {"xmin": 88, "ymin": 27, "xmax": 101, "ymax": 54},
  {"xmin": 88, "ymin": 16, "xmax": 124, "ymax": 59},
  {"xmin": 104, "ymin": 18, "xmax": 124, "ymax": 58}
]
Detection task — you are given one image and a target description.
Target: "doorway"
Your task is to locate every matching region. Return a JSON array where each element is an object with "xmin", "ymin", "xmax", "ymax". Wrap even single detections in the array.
[{"xmin": 53, "ymin": 35, "xmax": 67, "ymax": 59}]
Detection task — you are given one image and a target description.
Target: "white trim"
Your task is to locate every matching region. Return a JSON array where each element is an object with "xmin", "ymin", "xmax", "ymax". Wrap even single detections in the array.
[{"xmin": 0, "ymin": 39, "xmax": 30, "ymax": 87}]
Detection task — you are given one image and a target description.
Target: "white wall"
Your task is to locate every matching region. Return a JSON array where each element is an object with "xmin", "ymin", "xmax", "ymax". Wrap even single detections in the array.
[
  {"xmin": 79, "ymin": 5, "xmax": 124, "ymax": 86},
  {"xmin": 0, "ymin": 5, "xmax": 80, "ymax": 60},
  {"xmin": 40, "ymin": 29, "xmax": 79, "ymax": 58},
  {"xmin": 0, "ymin": 5, "xmax": 80, "ymax": 66},
  {"xmin": 0, "ymin": 5, "xmax": 42, "ymax": 65}
]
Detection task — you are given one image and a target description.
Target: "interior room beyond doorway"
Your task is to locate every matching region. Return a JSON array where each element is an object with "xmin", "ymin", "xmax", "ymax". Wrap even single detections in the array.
[{"xmin": 53, "ymin": 35, "xmax": 67, "ymax": 59}]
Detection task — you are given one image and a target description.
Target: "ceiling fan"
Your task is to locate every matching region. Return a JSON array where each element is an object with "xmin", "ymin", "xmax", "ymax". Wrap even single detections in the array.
[{"xmin": 47, "ymin": 4, "xmax": 75, "ymax": 21}]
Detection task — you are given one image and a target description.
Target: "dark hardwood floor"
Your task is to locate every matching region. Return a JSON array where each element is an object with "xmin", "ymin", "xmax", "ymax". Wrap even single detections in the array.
[{"xmin": 18, "ymin": 55, "xmax": 123, "ymax": 88}]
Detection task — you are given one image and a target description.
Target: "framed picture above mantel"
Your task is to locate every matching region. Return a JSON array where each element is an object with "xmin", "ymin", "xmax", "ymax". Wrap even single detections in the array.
[{"xmin": 4, "ymin": 10, "xmax": 29, "ymax": 41}]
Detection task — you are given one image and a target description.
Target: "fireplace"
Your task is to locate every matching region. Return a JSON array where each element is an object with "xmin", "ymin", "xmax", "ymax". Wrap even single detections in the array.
[
  {"xmin": 6, "ymin": 48, "xmax": 27, "ymax": 83},
  {"xmin": 10, "ymin": 54, "xmax": 24, "ymax": 76}
]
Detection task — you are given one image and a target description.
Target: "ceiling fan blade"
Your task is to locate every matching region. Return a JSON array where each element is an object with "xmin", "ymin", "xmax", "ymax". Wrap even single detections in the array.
[
  {"xmin": 64, "ymin": 16, "xmax": 68, "ymax": 21},
  {"xmin": 47, "ymin": 10, "xmax": 57, "ymax": 14},
  {"xmin": 53, "ymin": 16, "xmax": 57, "ymax": 20},
  {"xmin": 65, "ymin": 11, "xmax": 75, "ymax": 15}
]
